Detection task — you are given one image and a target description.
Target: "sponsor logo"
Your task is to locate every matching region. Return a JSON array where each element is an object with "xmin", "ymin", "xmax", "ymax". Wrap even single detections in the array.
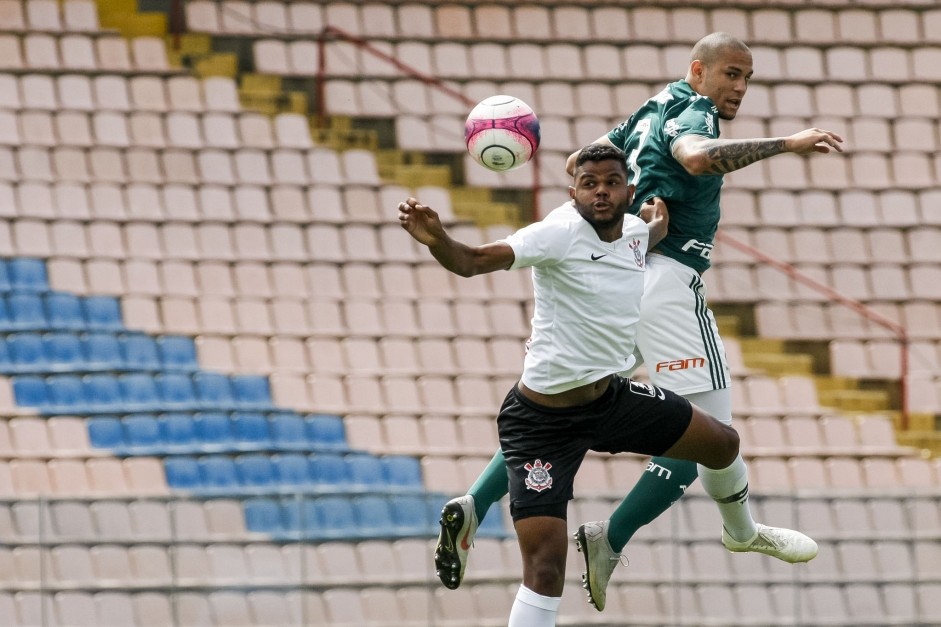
[
  {"xmin": 524, "ymin": 459, "xmax": 553, "ymax": 492},
  {"xmin": 460, "ymin": 528, "xmax": 473, "ymax": 551},
  {"xmin": 628, "ymin": 238, "xmax": 644, "ymax": 267},
  {"xmin": 646, "ymin": 460, "xmax": 672, "ymax": 480},
  {"xmin": 629, "ymin": 380, "xmax": 665, "ymax": 399},
  {"xmin": 681, "ymin": 238, "xmax": 714, "ymax": 259},
  {"xmin": 590, "ymin": 253, "xmax": 607, "ymax": 261},
  {"xmin": 655, "ymin": 357, "xmax": 706, "ymax": 373}
]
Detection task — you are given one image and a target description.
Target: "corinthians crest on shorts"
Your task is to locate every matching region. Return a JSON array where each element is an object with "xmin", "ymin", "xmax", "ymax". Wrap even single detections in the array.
[{"xmin": 524, "ymin": 459, "xmax": 553, "ymax": 492}]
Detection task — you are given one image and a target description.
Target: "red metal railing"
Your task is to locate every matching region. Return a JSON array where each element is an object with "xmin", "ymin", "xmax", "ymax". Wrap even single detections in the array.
[{"xmin": 716, "ymin": 230, "xmax": 911, "ymax": 428}]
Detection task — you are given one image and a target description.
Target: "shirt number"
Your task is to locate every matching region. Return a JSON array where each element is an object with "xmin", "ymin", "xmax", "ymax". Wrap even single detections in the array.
[{"xmin": 627, "ymin": 118, "xmax": 651, "ymax": 186}]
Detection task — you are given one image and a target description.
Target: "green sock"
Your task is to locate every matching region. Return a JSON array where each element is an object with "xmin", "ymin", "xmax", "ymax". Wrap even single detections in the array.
[
  {"xmin": 607, "ymin": 456, "xmax": 699, "ymax": 552},
  {"xmin": 467, "ymin": 449, "xmax": 509, "ymax": 523}
]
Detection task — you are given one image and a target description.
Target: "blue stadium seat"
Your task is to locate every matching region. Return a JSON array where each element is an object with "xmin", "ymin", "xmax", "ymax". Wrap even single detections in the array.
[
  {"xmin": 157, "ymin": 373, "xmax": 198, "ymax": 409},
  {"xmin": 346, "ymin": 454, "xmax": 387, "ymax": 490},
  {"xmin": 382, "ymin": 456, "xmax": 423, "ymax": 490},
  {"xmin": 231, "ymin": 412, "xmax": 270, "ymax": 450},
  {"xmin": 313, "ymin": 496, "xmax": 359, "ymax": 539},
  {"xmin": 164, "ymin": 456, "xmax": 201, "ymax": 489},
  {"xmin": 11, "ymin": 375, "xmax": 49, "ymax": 409},
  {"xmin": 160, "ymin": 413, "xmax": 198, "ymax": 452},
  {"xmin": 123, "ymin": 414, "xmax": 162, "ymax": 452},
  {"xmin": 119, "ymin": 373, "xmax": 161, "ymax": 411},
  {"xmin": 0, "ymin": 259, "xmax": 10, "ymax": 292},
  {"xmin": 273, "ymin": 454, "xmax": 311, "ymax": 485},
  {"xmin": 44, "ymin": 293, "xmax": 84, "ymax": 330},
  {"xmin": 82, "ymin": 296, "xmax": 123, "ymax": 331},
  {"xmin": 87, "ymin": 416, "xmax": 124, "ymax": 449},
  {"xmin": 194, "ymin": 412, "xmax": 235, "ymax": 450},
  {"xmin": 122, "ymin": 335, "xmax": 160, "ymax": 371},
  {"xmin": 9, "ymin": 293, "xmax": 47, "ymax": 330},
  {"xmin": 83, "ymin": 333, "xmax": 123, "ymax": 370},
  {"xmin": 83, "ymin": 373, "xmax": 122, "ymax": 412},
  {"xmin": 353, "ymin": 495, "xmax": 396, "ymax": 538},
  {"xmin": 236, "ymin": 454, "xmax": 276, "ymax": 488},
  {"xmin": 271, "ymin": 413, "xmax": 306, "ymax": 450},
  {"xmin": 306, "ymin": 414, "xmax": 348, "ymax": 451},
  {"xmin": 391, "ymin": 494, "xmax": 435, "ymax": 536},
  {"xmin": 232, "ymin": 375, "xmax": 273, "ymax": 409},
  {"xmin": 8, "ymin": 258, "xmax": 48, "ymax": 292},
  {"xmin": 8, "ymin": 333, "xmax": 46, "ymax": 371},
  {"xmin": 42, "ymin": 333, "xmax": 84, "ymax": 371},
  {"xmin": 49, "ymin": 374, "xmax": 91, "ymax": 412},
  {"xmin": 194, "ymin": 373, "xmax": 236, "ymax": 409},
  {"xmin": 0, "ymin": 297, "xmax": 11, "ymax": 329},
  {"xmin": 244, "ymin": 498, "xmax": 285, "ymax": 534},
  {"xmin": 198, "ymin": 456, "xmax": 239, "ymax": 490},
  {"xmin": 309, "ymin": 453, "xmax": 351, "ymax": 488},
  {"xmin": 157, "ymin": 336, "xmax": 198, "ymax": 371},
  {"xmin": 0, "ymin": 337, "xmax": 12, "ymax": 371}
]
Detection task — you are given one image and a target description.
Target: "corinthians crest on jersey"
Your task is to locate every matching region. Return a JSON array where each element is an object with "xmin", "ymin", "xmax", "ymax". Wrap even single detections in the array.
[{"xmin": 524, "ymin": 459, "xmax": 553, "ymax": 492}]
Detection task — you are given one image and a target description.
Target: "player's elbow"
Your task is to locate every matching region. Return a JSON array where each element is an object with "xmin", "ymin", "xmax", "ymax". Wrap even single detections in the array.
[{"xmin": 678, "ymin": 152, "xmax": 711, "ymax": 176}]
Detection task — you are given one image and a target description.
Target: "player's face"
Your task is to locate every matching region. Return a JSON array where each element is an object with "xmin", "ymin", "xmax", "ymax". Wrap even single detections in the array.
[
  {"xmin": 699, "ymin": 48, "xmax": 753, "ymax": 120},
  {"xmin": 569, "ymin": 160, "xmax": 634, "ymax": 236}
]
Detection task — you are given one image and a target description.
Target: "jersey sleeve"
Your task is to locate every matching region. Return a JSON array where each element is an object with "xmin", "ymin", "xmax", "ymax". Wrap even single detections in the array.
[
  {"xmin": 606, "ymin": 114, "xmax": 636, "ymax": 151},
  {"xmin": 666, "ymin": 97, "xmax": 720, "ymax": 148},
  {"xmin": 501, "ymin": 219, "xmax": 573, "ymax": 270}
]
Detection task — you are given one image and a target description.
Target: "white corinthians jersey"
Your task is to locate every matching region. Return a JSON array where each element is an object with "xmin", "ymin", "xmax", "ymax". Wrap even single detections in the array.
[{"xmin": 502, "ymin": 202, "xmax": 649, "ymax": 394}]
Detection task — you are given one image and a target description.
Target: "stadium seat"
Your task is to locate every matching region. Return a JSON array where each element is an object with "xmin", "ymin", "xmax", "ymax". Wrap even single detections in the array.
[
  {"xmin": 194, "ymin": 412, "xmax": 236, "ymax": 450},
  {"xmin": 160, "ymin": 413, "xmax": 197, "ymax": 452},
  {"xmin": 119, "ymin": 373, "xmax": 161, "ymax": 412},
  {"xmin": 82, "ymin": 295, "xmax": 122, "ymax": 330},
  {"xmin": 309, "ymin": 453, "xmax": 350, "ymax": 488},
  {"xmin": 306, "ymin": 414, "xmax": 348, "ymax": 451},
  {"xmin": 235, "ymin": 454, "xmax": 276, "ymax": 489},
  {"xmin": 7, "ymin": 258, "xmax": 48, "ymax": 291},
  {"xmin": 83, "ymin": 333, "xmax": 123, "ymax": 370},
  {"xmin": 163, "ymin": 456, "xmax": 200, "ymax": 490},
  {"xmin": 198, "ymin": 456, "xmax": 238, "ymax": 491},
  {"xmin": 123, "ymin": 415, "xmax": 162, "ymax": 452},
  {"xmin": 273, "ymin": 453, "xmax": 311, "ymax": 486},
  {"xmin": 121, "ymin": 334, "xmax": 160, "ymax": 370},
  {"xmin": 156, "ymin": 373, "xmax": 198, "ymax": 409}
]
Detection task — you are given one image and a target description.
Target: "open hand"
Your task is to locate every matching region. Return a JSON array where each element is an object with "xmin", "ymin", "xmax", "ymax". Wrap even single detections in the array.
[
  {"xmin": 398, "ymin": 197, "xmax": 445, "ymax": 247},
  {"xmin": 786, "ymin": 128, "xmax": 845, "ymax": 155}
]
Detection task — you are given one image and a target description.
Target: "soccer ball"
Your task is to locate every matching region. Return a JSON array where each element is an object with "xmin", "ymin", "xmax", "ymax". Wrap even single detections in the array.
[{"xmin": 465, "ymin": 95, "xmax": 540, "ymax": 172}]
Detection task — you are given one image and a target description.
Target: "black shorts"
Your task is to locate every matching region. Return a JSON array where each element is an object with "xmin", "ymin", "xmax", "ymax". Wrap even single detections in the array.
[{"xmin": 497, "ymin": 375, "xmax": 692, "ymax": 521}]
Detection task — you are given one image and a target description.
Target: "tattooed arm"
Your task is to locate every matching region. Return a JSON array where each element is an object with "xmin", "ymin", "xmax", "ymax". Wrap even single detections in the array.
[{"xmin": 672, "ymin": 128, "xmax": 844, "ymax": 176}]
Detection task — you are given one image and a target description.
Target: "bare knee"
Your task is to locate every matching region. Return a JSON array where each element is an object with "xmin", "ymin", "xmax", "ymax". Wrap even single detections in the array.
[
  {"xmin": 702, "ymin": 421, "xmax": 739, "ymax": 470},
  {"xmin": 522, "ymin": 553, "xmax": 566, "ymax": 597}
]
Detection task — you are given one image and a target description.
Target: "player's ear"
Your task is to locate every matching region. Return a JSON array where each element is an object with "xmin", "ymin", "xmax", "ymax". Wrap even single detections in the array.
[
  {"xmin": 690, "ymin": 59, "xmax": 704, "ymax": 80},
  {"xmin": 568, "ymin": 186, "xmax": 576, "ymax": 200},
  {"xmin": 627, "ymin": 184, "xmax": 636, "ymax": 205}
]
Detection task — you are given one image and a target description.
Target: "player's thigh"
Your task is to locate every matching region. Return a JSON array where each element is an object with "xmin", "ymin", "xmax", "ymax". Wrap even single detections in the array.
[{"xmin": 638, "ymin": 259, "xmax": 730, "ymax": 394}]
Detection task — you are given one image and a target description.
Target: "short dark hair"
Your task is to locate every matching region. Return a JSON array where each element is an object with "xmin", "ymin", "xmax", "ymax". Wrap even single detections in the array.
[{"xmin": 574, "ymin": 143, "xmax": 628, "ymax": 174}]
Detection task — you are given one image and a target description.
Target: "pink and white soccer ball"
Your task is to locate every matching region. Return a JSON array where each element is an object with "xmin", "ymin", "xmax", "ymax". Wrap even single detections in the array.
[{"xmin": 464, "ymin": 95, "xmax": 541, "ymax": 172}]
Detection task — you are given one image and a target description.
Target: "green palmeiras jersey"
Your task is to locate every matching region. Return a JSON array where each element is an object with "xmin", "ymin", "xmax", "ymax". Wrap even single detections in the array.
[{"xmin": 608, "ymin": 80, "xmax": 723, "ymax": 274}]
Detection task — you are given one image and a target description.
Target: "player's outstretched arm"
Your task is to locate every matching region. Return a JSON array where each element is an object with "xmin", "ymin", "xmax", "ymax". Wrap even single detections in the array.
[
  {"xmin": 672, "ymin": 128, "xmax": 844, "ymax": 176},
  {"xmin": 398, "ymin": 197, "xmax": 515, "ymax": 277}
]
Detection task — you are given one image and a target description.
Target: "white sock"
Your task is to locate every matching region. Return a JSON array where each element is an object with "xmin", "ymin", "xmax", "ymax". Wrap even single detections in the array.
[
  {"xmin": 698, "ymin": 452, "xmax": 758, "ymax": 542},
  {"xmin": 508, "ymin": 584, "xmax": 561, "ymax": 627}
]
